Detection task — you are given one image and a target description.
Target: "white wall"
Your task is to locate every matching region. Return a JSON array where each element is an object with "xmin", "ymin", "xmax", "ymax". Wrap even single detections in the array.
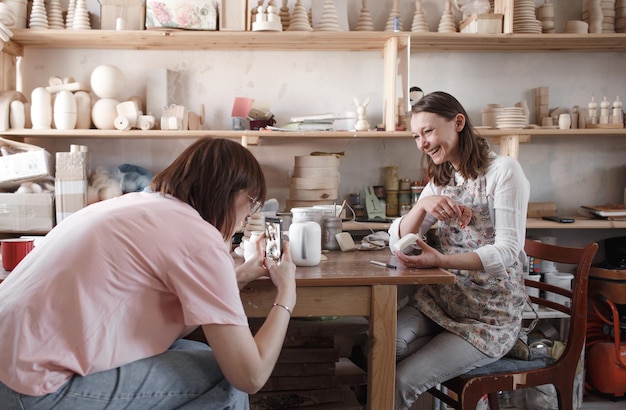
[{"xmin": 20, "ymin": 0, "xmax": 626, "ymax": 249}]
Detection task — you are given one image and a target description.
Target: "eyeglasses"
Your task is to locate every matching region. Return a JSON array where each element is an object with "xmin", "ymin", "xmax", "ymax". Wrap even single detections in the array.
[{"xmin": 246, "ymin": 193, "xmax": 263, "ymax": 215}]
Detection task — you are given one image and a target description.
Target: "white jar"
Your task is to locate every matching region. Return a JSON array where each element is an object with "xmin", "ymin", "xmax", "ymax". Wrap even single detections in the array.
[{"xmin": 289, "ymin": 221, "xmax": 321, "ymax": 267}]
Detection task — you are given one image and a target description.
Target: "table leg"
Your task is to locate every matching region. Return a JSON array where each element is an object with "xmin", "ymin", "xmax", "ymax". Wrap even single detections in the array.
[{"xmin": 368, "ymin": 284, "xmax": 397, "ymax": 410}]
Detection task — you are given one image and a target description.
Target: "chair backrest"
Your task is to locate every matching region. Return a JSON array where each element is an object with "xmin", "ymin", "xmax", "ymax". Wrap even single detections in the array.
[{"xmin": 523, "ymin": 239, "xmax": 598, "ymax": 366}]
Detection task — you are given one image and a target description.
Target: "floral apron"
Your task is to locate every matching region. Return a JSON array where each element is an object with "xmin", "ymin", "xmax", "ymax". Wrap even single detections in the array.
[{"xmin": 411, "ymin": 175, "xmax": 526, "ymax": 358}]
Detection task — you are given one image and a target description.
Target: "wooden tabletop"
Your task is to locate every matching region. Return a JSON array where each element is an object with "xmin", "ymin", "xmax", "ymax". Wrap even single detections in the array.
[{"xmin": 245, "ymin": 249, "xmax": 455, "ymax": 287}]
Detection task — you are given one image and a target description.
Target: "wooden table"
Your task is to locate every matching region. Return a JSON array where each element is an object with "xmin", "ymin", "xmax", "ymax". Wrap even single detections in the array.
[{"xmin": 240, "ymin": 249, "xmax": 455, "ymax": 410}]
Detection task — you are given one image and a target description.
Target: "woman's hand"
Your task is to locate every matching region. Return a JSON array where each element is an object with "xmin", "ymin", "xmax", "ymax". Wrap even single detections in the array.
[
  {"xmin": 264, "ymin": 238, "xmax": 296, "ymax": 309},
  {"xmin": 394, "ymin": 238, "xmax": 442, "ymax": 269},
  {"xmin": 235, "ymin": 232, "xmax": 269, "ymax": 289},
  {"xmin": 418, "ymin": 195, "xmax": 462, "ymax": 222}
]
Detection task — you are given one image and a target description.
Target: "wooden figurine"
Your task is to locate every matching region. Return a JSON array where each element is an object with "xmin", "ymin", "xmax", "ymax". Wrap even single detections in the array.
[
  {"xmin": 411, "ymin": 0, "xmax": 429, "ymax": 32},
  {"xmin": 317, "ymin": 0, "xmax": 342, "ymax": 31},
  {"xmin": 355, "ymin": 0, "xmax": 374, "ymax": 31},
  {"xmin": 29, "ymin": 0, "xmax": 49, "ymax": 30},
  {"xmin": 354, "ymin": 97, "xmax": 370, "ymax": 131}
]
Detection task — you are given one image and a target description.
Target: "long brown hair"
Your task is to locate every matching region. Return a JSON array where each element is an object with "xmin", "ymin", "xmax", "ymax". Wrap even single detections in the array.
[
  {"xmin": 412, "ymin": 91, "xmax": 490, "ymax": 186},
  {"xmin": 150, "ymin": 138, "xmax": 266, "ymax": 240}
]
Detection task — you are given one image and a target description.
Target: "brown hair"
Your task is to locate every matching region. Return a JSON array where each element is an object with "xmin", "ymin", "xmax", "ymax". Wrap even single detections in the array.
[
  {"xmin": 150, "ymin": 137, "xmax": 266, "ymax": 240},
  {"xmin": 412, "ymin": 91, "xmax": 490, "ymax": 186}
]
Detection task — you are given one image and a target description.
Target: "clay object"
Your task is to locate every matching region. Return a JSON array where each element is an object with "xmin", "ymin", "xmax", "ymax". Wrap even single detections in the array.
[
  {"xmin": 74, "ymin": 90, "xmax": 92, "ymax": 129},
  {"xmin": 355, "ymin": 0, "xmax": 374, "ymax": 31},
  {"xmin": 28, "ymin": 0, "xmax": 49, "ymax": 30},
  {"xmin": 353, "ymin": 96, "xmax": 370, "ymax": 131},
  {"xmin": 9, "ymin": 100, "xmax": 25, "ymax": 129},
  {"xmin": 31, "ymin": 87, "xmax": 52, "ymax": 129},
  {"xmin": 91, "ymin": 98, "xmax": 119, "ymax": 130},
  {"xmin": 53, "ymin": 90, "xmax": 77, "ymax": 130},
  {"xmin": 90, "ymin": 64, "xmax": 125, "ymax": 99},
  {"xmin": 411, "ymin": 0, "xmax": 429, "ymax": 32},
  {"xmin": 287, "ymin": 0, "xmax": 312, "ymax": 31}
]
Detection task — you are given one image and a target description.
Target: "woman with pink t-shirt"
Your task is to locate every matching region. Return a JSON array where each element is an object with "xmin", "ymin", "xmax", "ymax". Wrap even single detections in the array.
[{"xmin": 0, "ymin": 137, "xmax": 296, "ymax": 409}]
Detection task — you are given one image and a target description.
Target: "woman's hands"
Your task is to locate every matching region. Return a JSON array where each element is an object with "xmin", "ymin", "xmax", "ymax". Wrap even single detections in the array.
[
  {"xmin": 395, "ymin": 238, "xmax": 442, "ymax": 269},
  {"xmin": 419, "ymin": 195, "xmax": 462, "ymax": 222},
  {"xmin": 265, "ymin": 238, "xmax": 296, "ymax": 310}
]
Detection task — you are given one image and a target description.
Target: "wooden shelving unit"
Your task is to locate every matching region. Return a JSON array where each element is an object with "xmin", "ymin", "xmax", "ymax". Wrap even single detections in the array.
[{"xmin": 3, "ymin": 29, "xmax": 626, "ymax": 148}]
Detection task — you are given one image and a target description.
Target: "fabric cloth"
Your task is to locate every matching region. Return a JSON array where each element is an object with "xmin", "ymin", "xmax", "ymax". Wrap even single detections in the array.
[
  {"xmin": 0, "ymin": 192, "xmax": 248, "ymax": 397},
  {"xmin": 0, "ymin": 339, "xmax": 249, "ymax": 409}
]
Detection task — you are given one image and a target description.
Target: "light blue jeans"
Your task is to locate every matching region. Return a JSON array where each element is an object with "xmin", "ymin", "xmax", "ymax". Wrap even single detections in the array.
[
  {"xmin": 395, "ymin": 304, "xmax": 499, "ymax": 410},
  {"xmin": 0, "ymin": 339, "xmax": 249, "ymax": 410}
]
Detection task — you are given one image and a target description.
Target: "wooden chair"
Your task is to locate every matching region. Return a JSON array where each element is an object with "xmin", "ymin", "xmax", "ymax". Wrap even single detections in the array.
[{"xmin": 427, "ymin": 238, "xmax": 598, "ymax": 410}]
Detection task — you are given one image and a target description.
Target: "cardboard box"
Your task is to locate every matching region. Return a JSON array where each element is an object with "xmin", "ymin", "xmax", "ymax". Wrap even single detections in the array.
[
  {"xmin": 99, "ymin": 0, "xmax": 145, "ymax": 30},
  {"xmin": 145, "ymin": 0, "xmax": 218, "ymax": 30},
  {"xmin": 55, "ymin": 151, "xmax": 89, "ymax": 224},
  {"xmin": 460, "ymin": 14, "xmax": 503, "ymax": 34},
  {"xmin": 0, "ymin": 138, "xmax": 53, "ymax": 189},
  {"xmin": 218, "ymin": 0, "xmax": 246, "ymax": 31},
  {"xmin": 0, "ymin": 193, "xmax": 55, "ymax": 233}
]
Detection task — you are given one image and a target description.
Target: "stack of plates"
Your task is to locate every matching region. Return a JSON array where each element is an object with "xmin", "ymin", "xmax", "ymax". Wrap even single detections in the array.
[
  {"xmin": 495, "ymin": 107, "xmax": 528, "ymax": 129},
  {"xmin": 513, "ymin": 0, "xmax": 542, "ymax": 33}
]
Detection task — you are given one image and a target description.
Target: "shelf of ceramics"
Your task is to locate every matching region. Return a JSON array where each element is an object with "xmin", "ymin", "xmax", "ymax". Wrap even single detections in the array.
[
  {"xmin": 5, "ymin": 30, "xmax": 410, "ymax": 56},
  {"xmin": 409, "ymin": 33, "xmax": 626, "ymax": 52},
  {"xmin": 526, "ymin": 217, "xmax": 626, "ymax": 230}
]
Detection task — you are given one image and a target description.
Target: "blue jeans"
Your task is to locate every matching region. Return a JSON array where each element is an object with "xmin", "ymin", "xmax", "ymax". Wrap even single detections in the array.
[
  {"xmin": 0, "ymin": 339, "xmax": 249, "ymax": 409},
  {"xmin": 395, "ymin": 305, "xmax": 499, "ymax": 410}
]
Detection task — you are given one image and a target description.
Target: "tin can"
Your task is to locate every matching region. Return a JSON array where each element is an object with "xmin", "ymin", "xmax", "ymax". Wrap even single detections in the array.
[
  {"xmin": 386, "ymin": 190, "xmax": 398, "ymax": 217},
  {"xmin": 399, "ymin": 178, "xmax": 411, "ymax": 191},
  {"xmin": 322, "ymin": 216, "xmax": 342, "ymax": 251},
  {"xmin": 385, "ymin": 166, "xmax": 399, "ymax": 191}
]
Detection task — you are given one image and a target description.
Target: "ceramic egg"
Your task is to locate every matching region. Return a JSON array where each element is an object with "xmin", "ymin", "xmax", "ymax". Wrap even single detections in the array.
[
  {"xmin": 30, "ymin": 86, "xmax": 52, "ymax": 130},
  {"xmin": 53, "ymin": 90, "xmax": 77, "ymax": 130}
]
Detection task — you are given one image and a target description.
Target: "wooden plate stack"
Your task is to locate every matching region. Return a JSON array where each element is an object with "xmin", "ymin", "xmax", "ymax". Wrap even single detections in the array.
[{"xmin": 286, "ymin": 155, "xmax": 339, "ymax": 210}]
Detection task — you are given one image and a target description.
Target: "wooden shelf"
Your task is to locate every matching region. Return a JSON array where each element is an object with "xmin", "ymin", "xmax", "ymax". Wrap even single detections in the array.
[
  {"xmin": 6, "ymin": 127, "xmax": 625, "ymax": 141},
  {"xmin": 526, "ymin": 217, "xmax": 626, "ymax": 230},
  {"xmin": 3, "ymin": 129, "xmax": 411, "ymax": 140},
  {"xmin": 6, "ymin": 30, "xmax": 626, "ymax": 57},
  {"xmin": 6, "ymin": 29, "xmax": 409, "ymax": 56},
  {"xmin": 409, "ymin": 32, "xmax": 626, "ymax": 52}
]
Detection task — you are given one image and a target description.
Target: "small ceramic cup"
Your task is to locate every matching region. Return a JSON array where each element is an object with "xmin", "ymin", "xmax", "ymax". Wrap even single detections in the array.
[
  {"xmin": 1, "ymin": 238, "xmax": 34, "ymax": 271},
  {"xmin": 558, "ymin": 113, "xmax": 571, "ymax": 129}
]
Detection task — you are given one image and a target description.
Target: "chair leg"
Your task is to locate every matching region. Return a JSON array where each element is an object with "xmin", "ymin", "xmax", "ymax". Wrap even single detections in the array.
[
  {"xmin": 487, "ymin": 392, "xmax": 500, "ymax": 410},
  {"xmin": 556, "ymin": 386, "xmax": 574, "ymax": 410}
]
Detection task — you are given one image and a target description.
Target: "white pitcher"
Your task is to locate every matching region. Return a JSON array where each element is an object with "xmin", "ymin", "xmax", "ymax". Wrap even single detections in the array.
[{"xmin": 288, "ymin": 221, "xmax": 321, "ymax": 267}]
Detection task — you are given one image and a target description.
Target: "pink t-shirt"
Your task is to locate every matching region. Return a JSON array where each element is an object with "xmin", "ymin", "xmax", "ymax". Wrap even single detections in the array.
[{"xmin": 0, "ymin": 192, "xmax": 247, "ymax": 396}]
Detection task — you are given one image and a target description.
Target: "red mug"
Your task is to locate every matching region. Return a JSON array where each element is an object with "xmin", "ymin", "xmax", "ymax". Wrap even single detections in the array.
[{"xmin": 1, "ymin": 238, "xmax": 35, "ymax": 271}]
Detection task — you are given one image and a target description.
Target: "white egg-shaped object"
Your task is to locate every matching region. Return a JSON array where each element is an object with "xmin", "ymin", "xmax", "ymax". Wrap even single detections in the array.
[
  {"xmin": 9, "ymin": 100, "xmax": 25, "ymax": 129},
  {"xmin": 30, "ymin": 87, "xmax": 52, "ymax": 129},
  {"xmin": 90, "ymin": 64, "xmax": 125, "ymax": 99},
  {"xmin": 74, "ymin": 91, "xmax": 92, "ymax": 129},
  {"xmin": 91, "ymin": 98, "xmax": 120, "ymax": 130},
  {"xmin": 53, "ymin": 90, "xmax": 77, "ymax": 130}
]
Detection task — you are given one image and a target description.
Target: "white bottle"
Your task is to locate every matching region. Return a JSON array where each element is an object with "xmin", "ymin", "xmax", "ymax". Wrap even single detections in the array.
[{"xmin": 30, "ymin": 87, "xmax": 52, "ymax": 129}]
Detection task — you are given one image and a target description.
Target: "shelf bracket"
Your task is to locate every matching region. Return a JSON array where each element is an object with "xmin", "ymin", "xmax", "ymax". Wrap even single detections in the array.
[
  {"xmin": 498, "ymin": 134, "xmax": 530, "ymax": 159},
  {"xmin": 241, "ymin": 135, "xmax": 259, "ymax": 147},
  {"xmin": 383, "ymin": 36, "xmax": 398, "ymax": 131}
]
